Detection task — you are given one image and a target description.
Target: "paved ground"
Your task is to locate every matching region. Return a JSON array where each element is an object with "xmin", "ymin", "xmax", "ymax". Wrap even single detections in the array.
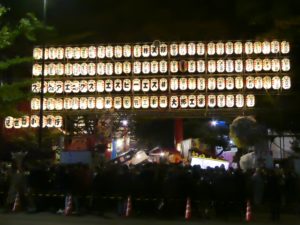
[{"xmin": 0, "ymin": 213, "xmax": 299, "ymax": 225}]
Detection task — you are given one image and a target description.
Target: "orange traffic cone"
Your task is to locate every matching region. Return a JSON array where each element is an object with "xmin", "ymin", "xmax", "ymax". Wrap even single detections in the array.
[
  {"xmin": 245, "ymin": 200, "xmax": 252, "ymax": 222},
  {"xmin": 125, "ymin": 196, "xmax": 132, "ymax": 217},
  {"xmin": 12, "ymin": 192, "xmax": 21, "ymax": 212},
  {"xmin": 64, "ymin": 195, "xmax": 72, "ymax": 216},
  {"xmin": 185, "ymin": 197, "xmax": 191, "ymax": 220}
]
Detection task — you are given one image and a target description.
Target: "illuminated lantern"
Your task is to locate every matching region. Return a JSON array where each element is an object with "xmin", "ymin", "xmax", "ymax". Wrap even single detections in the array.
[
  {"xmin": 263, "ymin": 59, "xmax": 271, "ymax": 71},
  {"xmin": 133, "ymin": 96, "xmax": 142, "ymax": 109},
  {"xmin": 263, "ymin": 76, "xmax": 272, "ymax": 89},
  {"xmin": 123, "ymin": 79, "xmax": 131, "ymax": 92},
  {"xmin": 21, "ymin": 116, "xmax": 30, "ymax": 128},
  {"xmin": 150, "ymin": 78, "xmax": 159, "ymax": 91},
  {"xmin": 188, "ymin": 42, "xmax": 196, "ymax": 55},
  {"xmin": 57, "ymin": 47, "xmax": 65, "ymax": 59},
  {"xmin": 54, "ymin": 116, "xmax": 63, "ymax": 128},
  {"xmin": 150, "ymin": 44, "xmax": 159, "ymax": 57},
  {"xmin": 142, "ymin": 45, "xmax": 150, "ymax": 57},
  {"xmin": 48, "ymin": 47, "xmax": 57, "ymax": 59},
  {"xmin": 104, "ymin": 97, "xmax": 113, "ymax": 109},
  {"xmin": 87, "ymin": 63, "xmax": 96, "ymax": 76},
  {"xmin": 208, "ymin": 60, "xmax": 216, "ymax": 73},
  {"xmin": 281, "ymin": 41, "xmax": 290, "ymax": 54},
  {"xmin": 246, "ymin": 76, "xmax": 255, "ymax": 89},
  {"xmin": 31, "ymin": 98, "xmax": 40, "ymax": 110},
  {"xmin": 80, "ymin": 47, "xmax": 89, "ymax": 59},
  {"xmin": 97, "ymin": 80, "xmax": 105, "ymax": 93},
  {"xmin": 159, "ymin": 96, "xmax": 168, "ymax": 108},
  {"xmin": 282, "ymin": 76, "xmax": 291, "ymax": 89},
  {"xmin": 235, "ymin": 59, "xmax": 243, "ymax": 72},
  {"xmin": 246, "ymin": 95, "xmax": 255, "ymax": 107},
  {"xmin": 159, "ymin": 60, "xmax": 168, "ymax": 73},
  {"xmin": 133, "ymin": 45, "xmax": 142, "ymax": 57},
  {"xmin": 244, "ymin": 41, "xmax": 253, "ymax": 54},
  {"xmin": 150, "ymin": 96, "xmax": 159, "ymax": 108},
  {"xmin": 208, "ymin": 77, "xmax": 216, "ymax": 90},
  {"xmin": 123, "ymin": 45, "xmax": 131, "ymax": 57},
  {"xmin": 170, "ymin": 60, "xmax": 178, "ymax": 73},
  {"xmin": 96, "ymin": 97, "xmax": 104, "ymax": 109},
  {"xmin": 114, "ymin": 62, "xmax": 123, "ymax": 75},
  {"xmin": 188, "ymin": 60, "xmax": 196, "ymax": 73},
  {"xmin": 225, "ymin": 42, "xmax": 234, "ymax": 55},
  {"xmin": 123, "ymin": 61, "xmax": 131, "ymax": 74},
  {"xmin": 43, "ymin": 81, "xmax": 48, "ymax": 93},
  {"xmin": 48, "ymin": 63, "xmax": 56, "ymax": 76},
  {"xmin": 142, "ymin": 79, "xmax": 150, "ymax": 92},
  {"xmin": 217, "ymin": 77, "xmax": 225, "ymax": 90},
  {"xmin": 68, "ymin": 80, "xmax": 76, "ymax": 93},
  {"xmin": 132, "ymin": 79, "xmax": 141, "ymax": 92},
  {"xmin": 114, "ymin": 45, "xmax": 123, "ymax": 58},
  {"xmin": 170, "ymin": 43, "xmax": 178, "ymax": 56},
  {"xmin": 188, "ymin": 95, "xmax": 196, "ymax": 108},
  {"xmin": 281, "ymin": 58, "xmax": 290, "ymax": 71},
  {"xmin": 254, "ymin": 76, "xmax": 263, "ymax": 89},
  {"xmin": 217, "ymin": 60, "xmax": 225, "ymax": 73},
  {"xmin": 180, "ymin": 95, "xmax": 188, "ymax": 108},
  {"xmin": 188, "ymin": 78, "xmax": 196, "ymax": 90},
  {"xmin": 32, "ymin": 64, "xmax": 42, "ymax": 76},
  {"xmin": 74, "ymin": 47, "xmax": 81, "ymax": 59},
  {"xmin": 142, "ymin": 61, "xmax": 150, "ymax": 74},
  {"xmin": 254, "ymin": 58, "xmax": 262, "ymax": 71},
  {"xmin": 197, "ymin": 95, "xmax": 205, "ymax": 108},
  {"xmin": 226, "ymin": 60, "xmax": 234, "ymax": 73},
  {"xmin": 179, "ymin": 43, "xmax": 187, "ymax": 55},
  {"xmin": 65, "ymin": 47, "xmax": 74, "ymax": 59},
  {"xmin": 133, "ymin": 61, "xmax": 141, "ymax": 74},
  {"xmin": 197, "ymin": 78, "xmax": 206, "ymax": 90},
  {"xmin": 65, "ymin": 63, "xmax": 73, "ymax": 76},
  {"xmin": 234, "ymin": 42, "xmax": 243, "ymax": 54},
  {"xmin": 87, "ymin": 80, "xmax": 96, "ymax": 92},
  {"xmin": 179, "ymin": 60, "xmax": 188, "ymax": 72},
  {"xmin": 32, "ymin": 82, "xmax": 41, "ymax": 93},
  {"xmin": 272, "ymin": 76, "xmax": 281, "ymax": 90},
  {"xmin": 216, "ymin": 42, "xmax": 224, "ymax": 55},
  {"xmin": 245, "ymin": 59, "xmax": 254, "ymax": 72},
  {"xmin": 235, "ymin": 94, "xmax": 244, "ymax": 108},
  {"xmin": 88, "ymin": 97, "xmax": 96, "ymax": 109},
  {"xmin": 55, "ymin": 98, "xmax": 63, "ymax": 110},
  {"xmin": 123, "ymin": 96, "xmax": 131, "ymax": 109},
  {"xmin": 48, "ymin": 81, "xmax": 56, "ymax": 93},
  {"xmin": 97, "ymin": 46, "xmax": 106, "ymax": 58},
  {"xmin": 142, "ymin": 96, "xmax": 149, "ymax": 108},
  {"xmin": 235, "ymin": 76, "xmax": 244, "ymax": 89},
  {"xmin": 159, "ymin": 78, "xmax": 168, "ymax": 91},
  {"xmin": 105, "ymin": 63, "xmax": 113, "ymax": 75},
  {"xmin": 64, "ymin": 98, "xmax": 72, "ymax": 109},
  {"xmin": 208, "ymin": 95, "xmax": 216, "ymax": 108},
  {"xmin": 179, "ymin": 78, "xmax": 188, "ymax": 91},
  {"xmin": 105, "ymin": 79, "xmax": 113, "ymax": 92},
  {"xmin": 30, "ymin": 115, "xmax": 40, "ymax": 128},
  {"xmin": 33, "ymin": 48, "xmax": 43, "ymax": 60},
  {"xmin": 80, "ymin": 80, "xmax": 88, "ymax": 93},
  {"xmin": 160, "ymin": 43, "xmax": 168, "ymax": 56},
  {"xmin": 106, "ymin": 45, "xmax": 114, "ymax": 58},
  {"xmin": 170, "ymin": 78, "xmax": 178, "ymax": 91},
  {"xmin": 46, "ymin": 115, "xmax": 54, "ymax": 128},
  {"xmin": 254, "ymin": 42, "xmax": 262, "ymax": 54},
  {"xmin": 196, "ymin": 42, "xmax": 205, "ymax": 55},
  {"xmin": 271, "ymin": 59, "xmax": 280, "ymax": 72},
  {"xmin": 5, "ymin": 116, "xmax": 14, "ymax": 129},
  {"xmin": 114, "ymin": 97, "xmax": 122, "ymax": 109},
  {"xmin": 207, "ymin": 42, "xmax": 215, "ymax": 55},
  {"xmin": 56, "ymin": 63, "xmax": 64, "ymax": 76},
  {"xmin": 271, "ymin": 40, "xmax": 280, "ymax": 54},
  {"xmin": 217, "ymin": 95, "xmax": 226, "ymax": 108},
  {"xmin": 43, "ymin": 48, "xmax": 49, "ymax": 60},
  {"xmin": 47, "ymin": 98, "xmax": 55, "ymax": 110},
  {"xmin": 262, "ymin": 41, "xmax": 271, "ymax": 54},
  {"xmin": 197, "ymin": 60, "xmax": 205, "ymax": 73},
  {"xmin": 114, "ymin": 79, "xmax": 123, "ymax": 92},
  {"xmin": 226, "ymin": 77, "xmax": 234, "ymax": 90},
  {"xmin": 226, "ymin": 95, "xmax": 234, "ymax": 108},
  {"xmin": 170, "ymin": 96, "xmax": 179, "ymax": 108},
  {"xmin": 81, "ymin": 63, "xmax": 88, "ymax": 75},
  {"xmin": 88, "ymin": 46, "xmax": 96, "ymax": 58},
  {"xmin": 73, "ymin": 63, "xmax": 81, "ymax": 76},
  {"xmin": 151, "ymin": 61, "xmax": 159, "ymax": 73}
]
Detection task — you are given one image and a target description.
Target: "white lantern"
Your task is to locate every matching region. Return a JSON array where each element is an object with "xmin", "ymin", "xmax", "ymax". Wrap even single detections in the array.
[
  {"xmin": 114, "ymin": 45, "xmax": 123, "ymax": 58},
  {"xmin": 133, "ymin": 96, "xmax": 142, "ymax": 109},
  {"xmin": 48, "ymin": 47, "xmax": 57, "ymax": 59},
  {"xmin": 197, "ymin": 95, "xmax": 205, "ymax": 108},
  {"xmin": 54, "ymin": 116, "xmax": 63, "ymax": 128},
  {"xmin": 81, "ymin": 63, "xmax": 88, "ymax": 76},
  {"xmin": 263, "ymin": 59, "xmax": 271, "ymax": 71},
  {"xmin": 15, "ymin": 116, "xmax": 26, "ymax": 129},
  {"xmin": 97, "ymin": 46, "xmax": 106, "ymax": 58},
  {"xmin": 272, "ymin": 76, "xmax": 281, "ymax": 90},
  {"xmin": 65, "ymin": 47, "xmax": 73, "ymax": 59},
  {"xmin": 142, "ymin": 96, "xmax": 150, "ymax": 108},
  {"xmin": 245, "ymin": 59, "xmax": 254, "ymax": 72},
  {"xmin": 150, "ymin": 78, "xmax": 159, "ymax": 91},
  {"xmin": 197, "ymin": 78, "xmax": 206, "ymax": 90},
  {"xmin": 179, "ymin": 43, "xmax": 187, "ymax": 55},
  {"xmin": 104, "ymin": 97, "xmax": 112, "ymax": 109},
  {"xmin": 159, "ymin": 78, "xmax": 167, "ymax": 91},
  {"xmin": 159, "ymin": 96, "xmax": 168, "ymax": 108},
  {"xmin": 254, "ymin": 42, "xmax": 262, "ymax": 54},
  {"xmin": 96, "ymin": 80, "xmax": 105, "ymax": 92},
  {"xmin": 217, "ymin": 77, "xmax": 225, "ymax": 90},
  {"xmin": 47, "ymin": 98, "xmax": 55, "ymax": 110},
  {"xmin": 281, "ymin": 41, "xmax": 290, "ymax": 54},
  {"xmin": 235, "ymin": 76, "xmax": 244, "ymax": 89},
  {"xmin": 105, "ymin": 63, "xmax": 113, "ymax": 75},
  {"xmin": 106, "ymin": 45, "xmax": 114, "ymax": 58},
  {"xmin": 271, "ymin": 59, "xmax": 280, "ymax": 72},
  {"xmin": 123, "ymin": 45, "xmax": 131, "ymax": 57},
  {"xmin": 32, "ymin": 82, "xmax": 41, "ymax": 93},
  {"xmin": 226, "ymin": 77, "xmax": 234, "ymax": 90},
  {"xmin": 142, "ymin": 79, "xmax": 150, "ymax": 92},
  {"xmin": 64, "ymin": 98, "xmax": 72, "ymax": 109},
  {"xmin": 207, "ymin": 42, "xmax": 215, "ymax": 55},
  {"xmin": 217, "ymin": 95, "xmax": 226, "ymax": 108},
  {"xmin": 208, "ymin": 77, "xmax": 216, "ymax": 90},
  {"xmin": 226, "ymin": 95, "xmax": 234, "ymax": 108},
  {"xmin": 244, "ymin": 41, "xmax": 253, "ymax": 54},
  {"xmin": 282, "ymin": 76, "xmax": 291, "ymax": 89},
  {"xmin": 197, "ymin": 60, "xmax": 206, "ymax": 73},
  {"xmin": 13, "ymin": 117, "xmax": 21, "ymax": 129},
  {"xmin": 188, "ymin": 95, "xmax": 196, "ymax": 108},
  {"xmin": 142, "ymin": 61, "xmax": 150, "ymax": 74},
  {"xmin": 88, "ymin": 46, "xmax": 96, "ymax": 58},
  {"xmin": 43, "ymin": 48, "xmax": 49, "ymax": 60},
  {"xmin": 234, "ymin": 42, "xmax": 243, "ymax": 54},
  {"xmin": 32, "ymin": 64, "xmax": 42, "ymax": 76},
  {"xmin": 114, "ymin": 62, "xmax": 123, "ymax": 75},
  {"xmin": 4, "ymin": 116, "xmax": 14, "ymax": 129},
  {"xmin": 226, "ymin": 60, "xmax": 234, "ymax": 73},
  {"xmin": 123, "ymin": 96, "xmax": 131, "ymax": 109},
  {"xmin": 33, "ymin": 47, "xmax": 43, "ymax": 60},
  {"xmin": 55, "ymin": 98, "xmax": 63, "ymax": 110},
  {"xmin": 86, "ymin": 63, "xmax": 96, "ymax": 76},
  {"xmin": 159, "ymin": 60, "xmax": 168, "ymax": 73},
  {"xmin": 225, "ymin": 42, "xmax": 234, "ymax": 55},
  {"xmin": 235, "ymin": 94, "xmax": 244, "ymax": 108},
  {"xmin": 188, "ymin": 78, "xmax": 196, "ymax": 90},
  {"xmin": 150, "ymin": 96, "xmax": 159, "ymax": 108},
  {"xmin": 43, "ymin": 81, "xmax": 48, "ymax": 93},
  {"xmin": 114, "ymin": 79, "xmax": 123, "ymax": 92},
  {"xmin": 48, "ymin": 80, "xmax": 56, "ymax": 93},
  {"xmin": 271, "ymin": 41, "xmax": 280, "ymax": 54},
  {"xmin": 30, "ymin": 115, "xmax": 40, "ymax": 128},
  {"xmin": 48, "ymin": 63, "xmax": 56, "ymax": 76},
  {"xmin": 142, "ymin": 45, "xmax": 150, "ymax": 57},
  {"xmin": 56, "ymin": 63, "xmax": 64, "ymax": 76},
  {"xmin": 114, "ymin": 97, "xmax": 122, "ymax": 109},
  {"xmin": 133, "ymin": 61, "xmax": 141, "ymax": 74},
  {"xmin": 133, "ymin": 45, "xmax": 142, "ymax": 57},
  {"xmin": 71, "ymin": 80, "xmax": 79, "ymax": 93},
  {"xmin": 254, "ymin": 58, "xmax": 262, "ymax": 71},
  {"xmin": 235, "ymin": 59, "xmax": 243, "ymax": 72},
  {"xmin": 170, "ymin": 96, "xmax": 179, "ymax": 108},
  {"xmin": 187, "ymin": 42, "xmax": 196, "ymax": 55},
  {"xmin": 196, "ymin": 42, "xmax": 205, "ymax": 55},
  {"xmin": 217, "ymin": 60, "xmax": 225, "ymax": 73},
  {"xmin": 64, "ymin": 63, "xmax": 73, "ymax": 76},
  {"xmin": 46, "ymin": 115, "xmax": 55, "ymax": 128},
  {"xmin": 179, "ymin": 78, "xmax": 187, "ymax": 91},
  {"xmin": 87, "ymin": 80, "xmax": 96, "ymax": 92},
  {"xmin": 255, "ymin": 77, "xmax": 263, "ymax": 89},
  {"xmin": 151, "ymin": 61, "xmax": 159, "ymax": 73},
  {"xmin": 179, "ymin": 95, "xmax": 188, "ymax": 108},
  {"xmin": 208, "ymin": 95, "xmax": 216, "ymax": 108},
  {"xmin": 170, "ymin": 43, "xmax": 178, "ymax": 56},
  {"xmin": 105, "ymin": 79, "xmax": 113, "ymax": 92},
  {"xmin": 263, "ymin": 76, "xmax": 272, "ymax": 89},
  {"xmin": 123, "ymin": 61, "xmax": 131, "ymax": 74},
  {"xmin": 188, "ymin": 60, "xmax": 196, "ymax": 73},
  {"xmin": 159, "ymin": 43, "xmax": 168, "ymax": 56},
  {"xmin": 169, "ymin": 60, "xmax": 178, "ymax": 73},
  {"xmin": 208, "ymin": 60, "xmax": 216, "ymax": 73},
  {"xmin": 262, "ymin": 41, "xmax": 271, "ymax": 54},
  {"xmin": 246, "ymin": 76, "xmax": 255, "ymax": 89},
  {"xmin": 132, "ymin": 78, "xmax": 141, "ymax": 92},
  {"xmin": 80, "ymin": 47, "xmax": 89, "ymax": 59},
  {"xmin": 80, "ymin": 80, "xmax": 88, "ymax": 93},
  {"xmin": 31, "ymin": 98, "xmax": 40, "ymax": 110},
  {"xmin": 57, "ymin": 48, "xmax": 65, "ymax": 59},
  {"xmin": 281, "ymin": 58, "xmax": 290, "ymax": 71},
  {"xmin": 73, "ymin": 47, "xmax": 81, "ymax": 59},
  {"xmin": 216, "ymin": 42, "xmax": 224, "ymax": 55},
  {"xmin": 96, "ymin": 97, "xmax": 104, "ymax": 109},
  {"xmin": 123, "ymin": 79, "xmax": 131, "ymax": 92},
  {"xmin": 246, "ymin": 95, "xmax": 255, "ymax": 107},
  {"xmin": 73, "ymin": 63, "xmax": 81, "ymax": 76}
]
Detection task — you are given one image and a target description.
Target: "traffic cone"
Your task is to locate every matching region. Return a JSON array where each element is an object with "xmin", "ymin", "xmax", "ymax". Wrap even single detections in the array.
[
  {"xmin": 185, "ymin": 197, "xmax": 191, "ymax": 220},
  {"xmin": 64, "ymin": 195, "xmax": 72, "ymax": 216},
  {"xmin": 125, "ymin": 196, "xmax": 132, "ymax": 217},
  {"xmin": 12, "ymin": 192, "xmax": 21, "ymax": 212},
  {"xmin": 245, "ymin": 200, "xmax": 252, "ymax": 222}
]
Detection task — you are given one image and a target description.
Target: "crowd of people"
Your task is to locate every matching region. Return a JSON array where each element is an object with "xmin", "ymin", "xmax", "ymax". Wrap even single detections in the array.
[{"xmin": 0, "ymin": 162, "xmax": 299, "ymax": 220}]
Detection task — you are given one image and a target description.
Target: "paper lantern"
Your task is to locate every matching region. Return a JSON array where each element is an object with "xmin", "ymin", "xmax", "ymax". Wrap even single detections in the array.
[
  {"xmin": 281, "ymin": 41, "xmax": 290, "ymax": 54},
  {"xmin": 123, "ymin": 79, "xmax": 131, "ymax": 92},
  {"xmin": 217, "ymin": 60, "xmax": 225, "ymax": 73},
  {"xmin": 43, "ymin": 81, "xmax": 48, "ymax": 93},
  {"xmin": 150, "ymin": 96, "xmax": 159, "ymax": 108},
  {"xmin": 188, "ymin": 78, "xmax": 196, "ymax": 90},
  {"xmin": 208, "ymin": 95, "xmax": 216, "ymax": 108},
  {"xmin": 4, "ymin": 116, "xmax": 14, "ymax": 128},
  {"xmin": 226, "ymin": 95, "xmax": 234, "ymax": 108},
  {"xmin": 142, "ymin": 79, "xmax": 150, "ymax": 92},
  {"xmin": 234, "ymin": 42, "xmax": 243, "ymax": 54},
  {"xmin": 246, "ymin": 76, "xmax": 255, "ymax": 89},
  {"xmin": 179, "ymin": 60, "xmax": 188, "ymax": 72},
  {"xmin": 187, "ymin": 43, "xmax": 196, "ymax": 55},
  {"xmin": 235, "ymin": 76, "xmax": 244, "ymax": 89},
  {"xmin": 56, "ymin": 63, "xmax": 64, "ymax": 76},
  {"xmin": 123, "ymin": 61, "xmax": 131, "ymax": 74},
  {"xmin": 254, "ymin": 41, "xmax": 262, "ymax": 54},
  {"xmin": 57, "ymin": 48, "xmax": 64, "ymax": 59},
  {"xmin": 104, "ymin": 97, "xmax": 113, "ymax": 109},
  {"xmin": 159, "ymin": 43, "xmax": 168, "ymax": 56},
  {"xmin": 105, "ymin": 79, "xmax": 113, "ymax": 92},
  {"xmin": 216, "ymin": 42, "xmax": 224, "ymax": 55},
  {"xmin": 46, "ymin": 115, "xmax": 55, "ymax": 128},
  {"xmin": 188, "ymin": 60, "xmax": 196, "ymax": 73},
  {"xmin": 80, "ymin": 63, "xmax": 88, "ymax": 75},
  {"xmin": 43, "ymin": 48, "xmax": 49, "ymax": 60},
  {"xmin": 208, "ymin": 60, "xmax": 216, "ymax": 73},
  {"xmin": 64, "ymin": 98, "xmax": 72, "ymax": 109},
  {"xmin": 123, "ymin": 96, "xmax": 131, "ymax": 109},
  {"xmin": 246, "ymin": 95, "xmax": 255, "ymax": 107},
  {"xmin": 170, "ymin": 96, "xmax": 179, "ymax": 108},
  {"xmin": 208, "ymin": 77, "xmax": 216, "ymax": 90},
  {"xmin": 97, "ymin": 46, "xmax": 106, "ymax": 58},
  {"xmin": 226, "ymin": 77, "xmax": 234, "ymax": 90},
  {"xmin": 179, "ymin": 95, "xmax": 188, "ymax": 108},
  {"xmin": 160, "ymin": 78, "xmax": 168, "ymax": 91},
  {"xmin": 272, "ymin": 76, "xmax": 281, "ymax": 90},
  {"xmin": 197, "ymin": 95, "xmax": 205, "ymax": 108},
  {"xmin": 48, "ymin": 47, "xmax": 57, "ymax": 59},
  {"xmin": 21, "ymin": 116, "xmax": 30, "ymax": 128},
  {"xmin": 105, "ymin": 63, "xmax": 113, "ymax": 75},
  {"xmin": 15, "ymin": 117, "xmax": 24, "ymax": 128},
  {"xmin": 197, "ymin": 78, "xmax": 206, "ymax": 90},
  {"xmin": 114, "ymin": 45, "xmax": 123, "ymax": 58},
  {"xmin": 262, "ymin": 41, "xmax": 271, "ymax": 54},
  {"xmin": 80, "ymin": 47, "xmax": 89, "ymax": 59},
  {"xmin": 282, "ymin": 76, "xmax": 291, "ymax": 89},
  {"xmin": 271, "ymin": 59, "xmax": 280, "ymax": 72},
  {"xmin": 179, "ymin": 43, "xmax": 187, "ymax": 55},
  {"xmin": 31, "ymin": 98, "xmax": 40, "ymax": 110},
  {"xmin": 235, "ymin": 94, "xmax": 244, "ymax": 108},
  {"xmin": 73, "ymin": 63, "xmax": 81, "ymax": 76},
  {"xmin": 48, "ymin": 63, "xmax": 56, "ymax": 76},
  {"xmin": 159, "ymin": 96, "xmax": 168, "ymax": 108},
  {"xmin": 142, "ymin": 61, "xmax": 150, "ymax": 74},
  {"xmin": 244, "ymin": 41, "xmax": 253, "ymax": 54},
  {"xmin": 217, "ymin": 77, "xmax": 225, "ymax": 90},
  {"xmin": 150, "ymin": 78, "xmax": 159, "ymax": 91},
  {"xmin": 65, "ymin": 63, "xmax": 73, "ymax": 76},
  {"xmin": 142, "ymin": 45, "xmax": 150, "ymax": 57},
  {"xmin": 97, "ymin": 80, "xmax": 105, "ymax": 92},
  {"xmin": 263, "ymin": 76, "xmax": 272, "ymax": 89},
  {"xmin": 271, "ymin": 40, "xmax": 280, "ymax": 54},
  {"xmin": 114, "ymin": 97, "xmax": 122, "ymax": 109},
  {"xmin": 133, "ymin": 61, "xmax": 141, "ymax": 74},
  {"xmin": 142, "ymin": 96, "xmax": 150, "ymax": 108},
  {"xmin": 281, "ymin": 58, "xmax": 290, "ymax": 71},
  {"xmin": 123, "ymin": 45, "xmax": 131, "ymax": 57},
  {"xmin": 132, "ymin": 78, "xmax": 141, "ymax": 92},
  {"xmin": 235, "ymin": 59, "xmax": 243, "ymax": 72},
  {"xmin": 150, "ymin": 61, "xmax": 159, "ymax": 74},
  {"xmin": 96, "ymin": 97, "xmax": 104, "ymax": 109},
  {"xmin": 88, "ymin": 46, "xmax": 97, "ymax": 58},
  {"xmin": 133, "ymin": 45, "xmax": 142, "ymax": 57},
  {"xmin": 254, "ymin": 58, "xmax": 262, "ymax": 71},
  {"xmin": 114, "ymin": 79, "xmax": 123, "ymax": 92},
  {"xmin": 30, "ymin": 115, "xmax": 40, "ymax": 128},
  {"xmin": 33, "ymin": 48, "xmax": 43, "ymax": 60},
  {"xmin": 55, "ymin": 98, "xmax": 63, "ymax": 110},
  {"xmin": 47, "ymin": 98, "xmax": 55, "ymax": 110},
  {"xmin": 195, "ymin": 42, "xmax": 205, "ymax": 55},
  {"xmin": 114, "ymin": 62, "xmax": 122, "ymax": 75},
  {"xmin": 73, "ymin": 47, "xmax": 81, "ymax": 59},
  {"xmin": 159, "ymin": 60, "xmax": 168, "ymax": 73},
  {"xmin": 150, "ymin": 45, "xmax": 159, "ymax": 57},
  {"xmin": 86, "ymin": 63, "xmax": 95, "ymax": 76},
  {"xmin": 197, "ymin": 60, "xmax": 205, "ymax": 73},
  {"xmin": 217, "ymin": 95, "xmax": 226, "ymax": 108},
  {"xmin": 170, "ymin": 43, "xmax": 178, "ymax": 56},
  {"xmin": 48, "ymin": 81, "xmax": 56, "ymax": 93},
  {"xmin": 54, "ymin": 116, "xmax": 63, "ymax": 128},
  {"xmin": 80, "ymin": 80, "xmax": 88, "ymax": 93},
  {"xmin": 87, "ymin": 80, "xmax": 96, "ymax": 92},
  {"xmin": 207, "ymin": 42, "xmax": 215, "ymax": 55},
  {"xmin": 105, "ymin": 45, "xmax": 114, "ymax": 58},
  {"xmin": 179, "ymin": 78, "xmax": 188, "ymax": 90},
  {"xmin": 32, "ymin": 64, "xmax": 42, "ymax": 76},
  {"xmin": 254, "ymin": 76, "xmax": 263, "ymax": 89},
  {"xmin": 245, "ymin": 59, "xmax": 254, "ymax": 72},
  {"xmin": 133, "ymin": 96, "xmax": 142, "ymax": 109},
  {"xmin": 170, "ymin": 60, "xmax": 178, "ymax": 73},
  {"xmin": 69, "ymin": 80, "xmax": 78, "ymax": 93},
  {"xmin": 226, "ymin": 60, "xmax": 234, "ymax": 73},
  {"xmin": 32, "ymin": 82, "xmax": 41, "ymax": 93},
  {"xmin": 263, "ymin": 59, "xmax": 271, "ymax": 71}
]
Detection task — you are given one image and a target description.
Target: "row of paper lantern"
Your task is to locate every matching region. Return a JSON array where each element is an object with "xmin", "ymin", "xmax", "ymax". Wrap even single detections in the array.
[
  {"xmin": 33, "ymin": 41, "xmax": 290, "ymax": 60},
  {"xmin": 31, "ymin": 76, "xmax": 291, "ymax": 94},
  {"xmin": 32, "ymin": 58, "xmax": 290, "ymax": 76},
  {"xmin": 30, "ymin": 94, "xmax": 255, "ymax": 111},
  {"xmin": 4, "ymin": 115, "xmax": 63, "ymax": 129}
]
